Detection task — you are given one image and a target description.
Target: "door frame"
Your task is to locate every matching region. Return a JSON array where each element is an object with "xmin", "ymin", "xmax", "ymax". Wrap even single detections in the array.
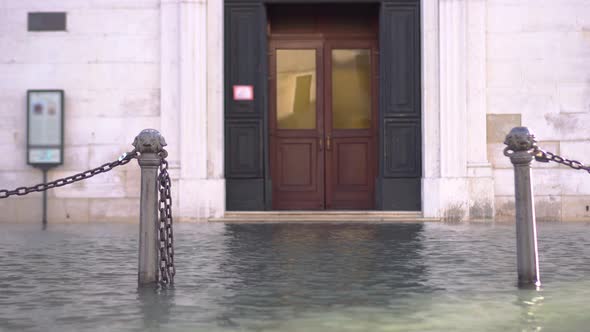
[{"xmin": 224, "ymin": 1, "xmax": 422, "ymax": 211}]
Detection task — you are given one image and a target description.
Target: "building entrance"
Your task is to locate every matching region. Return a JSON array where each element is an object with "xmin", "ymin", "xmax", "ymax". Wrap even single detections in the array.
[
  {"xmin": 268, "ymin": 5, "xmax": 378, "ymax": 210},
  {"xmin": 224, "ymin": 1, "xmax": 421, "ymax": 211}
]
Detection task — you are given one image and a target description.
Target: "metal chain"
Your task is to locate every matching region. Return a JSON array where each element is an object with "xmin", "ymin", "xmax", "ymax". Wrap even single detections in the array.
[
  {"xmin": 157, "ymin": 150, "xmax": 175, "ymax": 285},
  {"xmin": 1, "ymin": 147, "xmax": 175, "ymax": 285},
  {"xmin": 0, "ymin": 150, "xmax": 138, "ymax": 199},
  {"xmin": 533, "ymin": 147, "xmax": 590, "ymax": 174}
]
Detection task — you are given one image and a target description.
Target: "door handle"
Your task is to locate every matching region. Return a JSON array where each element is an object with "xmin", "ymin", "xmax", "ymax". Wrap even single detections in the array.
[
  {"xmin": 319, "ymin": 137, "xmax": 323, "ymax": 151},
  {"xmin": 326, "ymin": 135, "xmax": 331, "ymax": 150}
]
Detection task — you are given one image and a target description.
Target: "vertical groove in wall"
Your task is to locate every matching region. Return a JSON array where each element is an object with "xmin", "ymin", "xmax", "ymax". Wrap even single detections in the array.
[
  {"xmin": 421, "ymin": 0, "xmax": 441, "ymax": 179},
  {"xmin": 180, "ymin": 2, "xmax": 208, "ymax": 179},
  {"xmin": 160, "ymin": 0, "xmax": 181, "ymax": 168},
  {"xmin": 466, "ymin": 0, "xmax": 489, "ymax": 167},
  {"xmin": 438, "ymin": 0, "xmax": 448, "ymax": 177},
  {"xmin": 438, "ymin": 0, "xmax": 468, "ymax": 178},
  {"xmin": 207, "ymin": 0, "xmax": 225, "ymax": 179}
]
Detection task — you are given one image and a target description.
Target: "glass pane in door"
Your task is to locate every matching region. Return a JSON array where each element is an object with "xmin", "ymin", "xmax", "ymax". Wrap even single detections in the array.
[
  {"xmin": 276, "ymin": 49, "xmax": 317, "ymax": 129},
  {"xmin": 332, "ymin": 49, "xmax": 371, "ymax": 129}
]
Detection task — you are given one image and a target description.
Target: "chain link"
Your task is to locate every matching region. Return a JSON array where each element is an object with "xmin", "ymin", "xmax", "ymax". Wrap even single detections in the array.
[
  {"xmin": 157, "ymin": 150, "xmax": 175, "ymax": 285},
  {"xmin": 533, "ymin": 147, "xmax": 590, "ymax": 174},
  {"xmin": 0, "ymin": 150, "xmax": 138, "ymax": 199}
]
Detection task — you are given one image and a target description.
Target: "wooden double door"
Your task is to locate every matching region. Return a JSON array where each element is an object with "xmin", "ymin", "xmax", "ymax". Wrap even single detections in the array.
[{"xmin": 269, "ymin": 38, "xmax": 378, "ymax": 210}]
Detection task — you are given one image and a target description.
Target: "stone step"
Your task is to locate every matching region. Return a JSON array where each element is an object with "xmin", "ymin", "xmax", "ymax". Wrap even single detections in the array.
[{"xmin": 211, "ymin": 211, "xmax": 437, "ymax": 223}]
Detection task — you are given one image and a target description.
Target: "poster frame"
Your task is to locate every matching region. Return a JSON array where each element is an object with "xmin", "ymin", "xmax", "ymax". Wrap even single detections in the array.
[{"xmin": 26, "ymin": 89, "xmax": 65, "ymax": 168}]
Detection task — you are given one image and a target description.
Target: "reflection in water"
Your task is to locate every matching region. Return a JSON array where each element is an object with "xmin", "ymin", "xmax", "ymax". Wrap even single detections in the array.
[
  {"xmin": 516, "ymin": 290, "xmax": 544, "ymax": 332},
  {"xmin": 332, "ymin": 49, "xmax": 372, "ymax": 129},
  {"xmin": 219, "ymin": 224, "xmax": 427, "ymax": 318},
  {"xmin": 276, "ymin": 49, "xmax": 317, "ymax": 129},
  {"xmin": 137, "ymin": 287, "xmax": 175, "ymax": 330}
]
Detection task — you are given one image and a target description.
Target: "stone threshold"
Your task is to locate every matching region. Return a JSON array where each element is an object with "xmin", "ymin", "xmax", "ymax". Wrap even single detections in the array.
[{"xmin": 210, "ymin": 211, "xmax": 439, "ymax": 223}]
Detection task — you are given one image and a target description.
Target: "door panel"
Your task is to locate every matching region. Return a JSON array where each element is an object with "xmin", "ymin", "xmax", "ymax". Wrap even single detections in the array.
[
  {"xmin": 276, "ymin": 49, "xmax": 317, "ymax": 130},
  {"xmin": 274, "ymin": 137, "xmax": 324, "ymax": 210},
  {"xmin": 331, "ymin": 49, "xmax": 372, "ymax": 129},
  {"xmin": 278, "ymin": 140, "xmax": 316, "ymax": 188},
  {"xmin": 335, "ymin": 140, "xmax": 369, "ymax": 186},
  {"xmin": 325, "ymin": 41, "xmax": 377, "ymax": 210},
  {"xmin": 383, "ymin": 119, "xmax": 420, "ymax": 177},
  {"xmin": 269, "ymin": 37, "xmax": 377, "ymax": 210},
  {"xmin": 378, "ymin": 3, "xmax": 422, "ymax": 211},
  {"xmin": 328, "ymin": 138, "xmax": 372, "ymax": 209},
  {"xmin": 270, "ymin": 41, "xmax": 324, "ymax": 210}
]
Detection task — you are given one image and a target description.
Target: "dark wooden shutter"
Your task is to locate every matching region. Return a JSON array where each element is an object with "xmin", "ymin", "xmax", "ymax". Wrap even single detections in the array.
[
  {"xmin": 377, "ymin": 1, "xmax": 422, "ymax": 210},
  {"xmin": 225, "ymin": 3, "xmax": 268, "ymax": 210}
]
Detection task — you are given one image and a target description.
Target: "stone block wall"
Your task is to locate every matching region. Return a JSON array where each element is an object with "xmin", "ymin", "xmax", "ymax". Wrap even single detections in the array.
[
  {"xmin": 486, "ymin": 0, "xmax": 590, "ymax": 221},
  {"xmin": 1, "ymin": 0, "xmax": 589, "ymax": 223},
  {"xmin": 0, "ymin": 0, "xmax": 161, "ymax": 223}
]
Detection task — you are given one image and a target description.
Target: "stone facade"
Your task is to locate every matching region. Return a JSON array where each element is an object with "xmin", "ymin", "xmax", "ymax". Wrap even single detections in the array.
[
  {"xmin": 0, "ymin": 0, "xmax": 588, "ymax": 222},
  {"xmin": 485, "ymin": 0, "xmax": 590, "ymax": 222},
  {"xmin": 0, "ymin": 0, "xmax": 162, "ymax": 223}
]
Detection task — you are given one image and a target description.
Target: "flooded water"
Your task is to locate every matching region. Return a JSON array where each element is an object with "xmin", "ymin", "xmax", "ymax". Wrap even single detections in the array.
[{"xmin": 1, "ymin": 222, "xmax": 590, "ymax": 332}]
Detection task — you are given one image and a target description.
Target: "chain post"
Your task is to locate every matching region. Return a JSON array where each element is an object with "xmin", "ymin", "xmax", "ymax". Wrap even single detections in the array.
[
  {"xmin": 134, "ymin": 129, "xmax": 167, "ymax": 286},
  {"xmin": 504, "ymin": 127, "xmax": 541, "ymax": 288},
  {"xmin": 0, "ymin": 128, "xmax": 175, "ymax": 287},
  {"xmin": 0, "ymin": 128, "xmax": 174, "ymax": 287}
]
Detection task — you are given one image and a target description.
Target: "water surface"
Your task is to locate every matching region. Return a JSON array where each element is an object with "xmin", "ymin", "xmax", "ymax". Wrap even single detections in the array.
[{"xmin": 1, "ymin": 222, "xmax": 590, "ymax": 331}]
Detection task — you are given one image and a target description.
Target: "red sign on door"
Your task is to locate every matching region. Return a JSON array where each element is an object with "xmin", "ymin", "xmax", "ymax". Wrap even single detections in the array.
[{"xmin": 233, "ymin": 85, "xmax": 254, "ymax": 101}]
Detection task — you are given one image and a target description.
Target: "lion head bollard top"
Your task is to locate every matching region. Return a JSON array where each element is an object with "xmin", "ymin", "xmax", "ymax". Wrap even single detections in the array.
[
  {"xmin": 504, "ymin": 126, "xmax": 540, "ymax": 288},
  {"xmin": 504, "ymin": 126, "xmax": 537, "ymax": 163},
  {"xmin": 133, "ymin": 128, "xmax": 167, "ymax": 155}
]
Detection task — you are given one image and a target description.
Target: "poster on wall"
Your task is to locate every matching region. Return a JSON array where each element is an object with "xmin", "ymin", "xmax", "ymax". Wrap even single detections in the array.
[{"xmin": 27, "ymin": 90, "xmax": 64, "ymax": 166}]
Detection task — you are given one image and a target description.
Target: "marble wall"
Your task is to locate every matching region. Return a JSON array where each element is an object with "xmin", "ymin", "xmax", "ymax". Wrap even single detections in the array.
[
  {"xmin": 0, "ymin": 0, "xmax": 161, "ymax": 222},
  {"xmin": 486, "ymin": 0, "xmax": 590, "ymax": 221},
  {"xmin": 0, "ymin": 0, "xmax": 588, "ymax": 222}
]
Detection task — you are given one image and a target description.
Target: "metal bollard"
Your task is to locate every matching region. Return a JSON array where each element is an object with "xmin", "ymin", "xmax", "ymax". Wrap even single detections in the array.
[
  {"xmin": 133, "ymin": 129, "xmax": 167, "ymax": 286},
  {"xmin": 504, "ymin": 127, "xmax": 540, "ymax": 287}
]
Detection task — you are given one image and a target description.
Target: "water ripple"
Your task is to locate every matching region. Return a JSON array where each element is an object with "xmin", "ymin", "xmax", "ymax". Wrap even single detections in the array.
[{"xmin": 1, "ymin": 222, "xmax": 590, "ymax": 331}]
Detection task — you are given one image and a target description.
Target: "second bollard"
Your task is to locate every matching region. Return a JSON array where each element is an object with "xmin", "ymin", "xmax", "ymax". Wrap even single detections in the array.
[{"xmin": 504, "ymin": 127, "xmax": 541, "ymax": 287}]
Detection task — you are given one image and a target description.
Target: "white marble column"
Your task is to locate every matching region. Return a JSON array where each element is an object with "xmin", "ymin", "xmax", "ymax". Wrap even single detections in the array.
[
  {"xmin": 423, "ymin": 0, "xmax": 470, "ymax": 220},
  {"xmin": 466, "ymin": 0, "xmax": 489, "ymax": 170},
  {"xmin": 179, "ymin": 0, "xmax": 207, "ymax": 180},
  {"xmin": 422, "ymin": 0, "xmax": 441, "ymax": 181},
  {"xmin": 439, "ymin": 0, "xmax": 467, "ymax": 178},
  {"xmin": 422, "ymin": 0, "xmax": 492, "ymax": 221},
  {"xmin": 206, "ymin": 0, "xmax": 224, "ymax": 180},
  {"xmin": 160, "ymin": 0, "xmax": 225, "ymax": 220},
  {"xmin": 466, "ymin": 0, "xmax": 494, "ymax": 220},
  {"xmin": 160, "ymin": 0, "xmax": 181, "ymax": 169},
  {"xmin": 421, "ymin": 0, "xmax": 443, "ymax": 218}
]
